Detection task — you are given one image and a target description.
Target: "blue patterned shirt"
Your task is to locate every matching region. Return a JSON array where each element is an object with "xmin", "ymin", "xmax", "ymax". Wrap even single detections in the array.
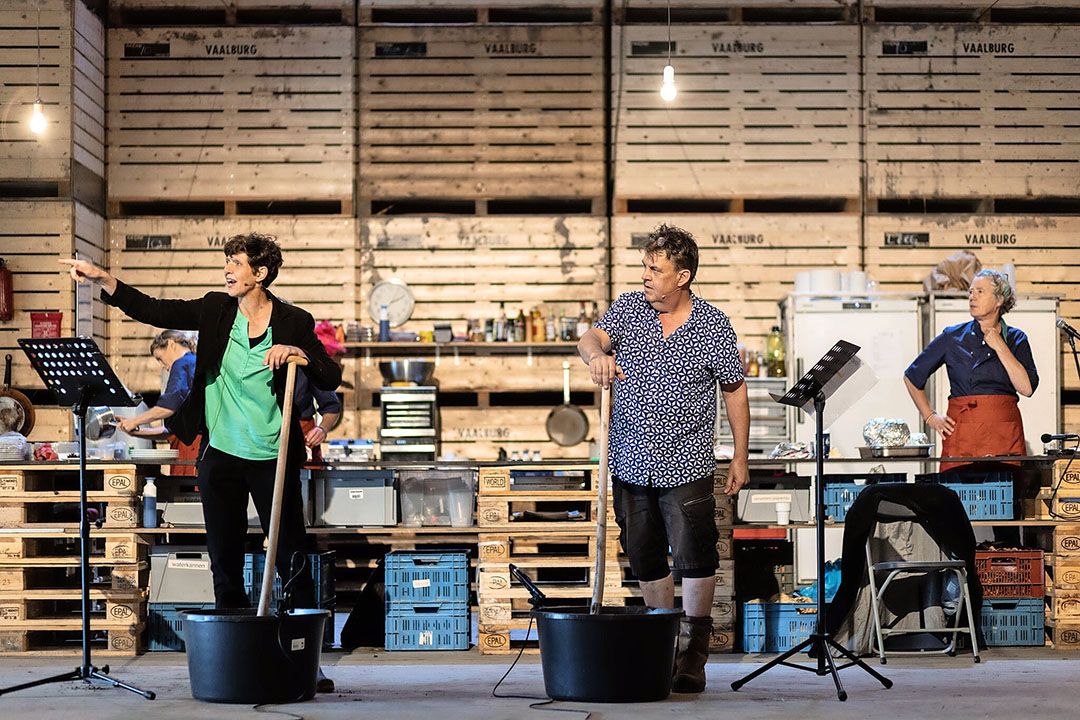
[{"xmin": 596, "ymin": 291, "xmax": 743, "ymax": 488}]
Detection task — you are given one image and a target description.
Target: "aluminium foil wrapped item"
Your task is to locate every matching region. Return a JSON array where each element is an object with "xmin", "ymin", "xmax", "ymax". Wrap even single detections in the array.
[{"xmin": 862, "ymin": 418, "xmax": 911, "ymax": 448}]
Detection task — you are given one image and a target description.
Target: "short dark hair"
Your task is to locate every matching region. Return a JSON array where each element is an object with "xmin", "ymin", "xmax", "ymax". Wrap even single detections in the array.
[
  {"xmin": 643, "ymin": 224, "xmax": 699, "ymax": 283},
  {"xmin": 223, "ymin": 233, "xmax": 283, "ymax": 288}
]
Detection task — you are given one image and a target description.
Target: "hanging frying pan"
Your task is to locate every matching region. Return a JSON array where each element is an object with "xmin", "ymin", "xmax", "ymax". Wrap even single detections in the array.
[
  {"xmin": 1, "ymin": 354, "xmax": 35, "ymax": 436},
  {"xmin": 546, "ymin": 361, "xmax": 589, "ymax": 447}
]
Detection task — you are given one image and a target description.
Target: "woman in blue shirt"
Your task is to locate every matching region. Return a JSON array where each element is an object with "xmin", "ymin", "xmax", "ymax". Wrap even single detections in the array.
[
  {"xmin": 904, "ymin": 269, "xmax": 1038, "ymax": 470},
  {"xmin": 119, "ymin": 330, "xmax": 201, "ymax": 475}
]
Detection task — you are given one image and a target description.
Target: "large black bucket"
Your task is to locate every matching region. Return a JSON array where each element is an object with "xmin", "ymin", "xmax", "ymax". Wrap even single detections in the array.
[
  {"xmin": 183, "ymin": 608, "xmax": 329, "ymax": 704},
  {"xmin": 535, "ymin": 606, "xmax": 682, "ymax": 702}
]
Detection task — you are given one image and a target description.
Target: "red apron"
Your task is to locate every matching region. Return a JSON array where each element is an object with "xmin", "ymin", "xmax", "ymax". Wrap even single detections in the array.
[
  {"xmin": 940, "ymin": 395, "xmax": 1025, "ymax": 472},
  {"xmin": 299, "ymin": 417, "xmax": 324, "ymax": 464},
  {"xmin": 168, "ymin": 433, "xmax": 202, "ymax": 477}
]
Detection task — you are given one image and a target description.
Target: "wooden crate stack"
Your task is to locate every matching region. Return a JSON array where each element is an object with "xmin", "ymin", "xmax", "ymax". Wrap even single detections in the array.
[
  {"xmin": 1048, "ymin": 459, "xmax": 1080, "ymax": 649},
  {"xmin": 0, "ymin": 465, "xmax": 148, "ymax": 656}
]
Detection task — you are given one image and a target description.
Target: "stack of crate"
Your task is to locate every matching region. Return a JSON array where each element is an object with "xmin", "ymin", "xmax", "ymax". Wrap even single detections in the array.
[
  {"xmin": 975, "ymin": 549, "xmax": 1045, "ymax": 647},
  {"xmin": 0, "ymin": 465, "xmax": 147, "ymax": 655},
  {"xmin": 711, "ymin": 472, "xmax": 736, "ymax": 653},
  {"xmin": 385, "ymin": 551, "xmax": 469, "ymax": 651},
  {"xmin": 1051, "ymin": 523, "xmax": 1080, "ymax": 650}
]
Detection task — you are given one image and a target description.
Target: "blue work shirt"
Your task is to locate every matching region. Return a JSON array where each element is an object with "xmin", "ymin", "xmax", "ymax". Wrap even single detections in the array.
[
  {"xmin": 157, "ymin": 352, "xmax": 196, "ymax": 412},
  {"xmin": 293, "ymin": 369, "xmax": 342, "ymax": 421},
  {"xmin": 596, "ymin": 291, "xmax": 744, "ymax": 488},
  {"xmin": 904, "ymin": 319, "xmax": 1039, "ymax": 399}
]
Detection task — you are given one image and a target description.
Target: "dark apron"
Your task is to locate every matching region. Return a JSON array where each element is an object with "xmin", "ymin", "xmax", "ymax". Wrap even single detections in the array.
[{"xmin": 940, "ymin": 394, "xmax": 1024, "ymax": 471}]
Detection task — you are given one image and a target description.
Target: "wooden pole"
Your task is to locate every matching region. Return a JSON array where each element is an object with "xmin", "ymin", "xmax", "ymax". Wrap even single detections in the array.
[
  {"xmin": 258, "ymin": 355, "xmax": 308, "ymax": 617},
  {"xmin": 590, "ymin": 382, "xmax": 612, "ymax": 615}
]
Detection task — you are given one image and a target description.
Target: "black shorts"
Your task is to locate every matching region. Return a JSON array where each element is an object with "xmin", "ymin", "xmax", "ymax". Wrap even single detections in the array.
[{"xmin": 612, "ymin": 474, "xmax": 720, "ymax": 582}]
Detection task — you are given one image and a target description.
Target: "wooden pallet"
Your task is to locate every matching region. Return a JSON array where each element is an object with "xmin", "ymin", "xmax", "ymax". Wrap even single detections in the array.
[
  {"xmin": 1051, "ymin": 622, "xmax": 1080, "ymax": 651},
  {"xmin": 612, "ymin": 214, "xmax": 861, "ymax": 345},
  {"xmin": 359, "ymin": 24, "xmax": 604, "ymax": 200},
  {"xmin": 0, "ymin": 201, "xmax": 107, "ymax": 392},
  {"xmin": 0, "ymin": 531, "xmax": 147, "ymax": 562},
  {"xmin": 108, "ymin": 215, "xmax": 358, "ymax": 391},
  {"xmin": 478, "ymin": 465, "xmax": 595, "ymax": 495},
  {"xmin": 865, "ymin": 24, "xmax": 1080, "ymax": 199},
  {"xmin": 0, "ymin": 495, "xmax": 139, "ymax": 529},
  {"xmin": 613, "ymin": 24, "xmax": 860, "ymax": 200},
  {"xmin": 0, "ymin": 595, "xmax": 144, "ymax": 626},
  {"xmin": 0, "ymin": 465, "xmax": 141, "ymax": 497},
  {"xmin": 110, "ymin": 0, "xmax": 356, "ymax": 25},
  {"xmin": 106, "ymin": 25, "xmax": 355, "ymax": 203},
  {"xmin": 0, "ymin": 562, "xmax": 147, "ymax": 593},
  {"xmin": 0, "ymin": 624, "xmax": 144, "ymax": 656},
  {"xmin": 476, "ymin": 490, "xmax": 615, "ymax": 530}
]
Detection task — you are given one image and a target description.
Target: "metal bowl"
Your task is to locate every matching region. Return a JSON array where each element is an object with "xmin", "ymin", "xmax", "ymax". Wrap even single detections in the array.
[{"xmin": 379, "ymin": 360, "xmax": 435, "ymax": 385}]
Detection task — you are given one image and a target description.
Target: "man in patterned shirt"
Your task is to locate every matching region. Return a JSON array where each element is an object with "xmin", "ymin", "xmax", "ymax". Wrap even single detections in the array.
[{"xmin": 578, "ymin": 224, "xmax": 750, "ymax": 694}]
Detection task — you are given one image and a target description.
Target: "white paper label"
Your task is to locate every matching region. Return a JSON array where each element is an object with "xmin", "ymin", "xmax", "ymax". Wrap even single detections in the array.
[
  {"xmin": 412, "ymin": 578, "xmax": 431, "ymax": 588},
  {"xmin": 168, "ymin": 558, "xmax": 210, "ymax": 571},
  {"xmin": 751, "ymin": 492, "xmax": 794, "ymax": 504},
  {"xmin": 291, "ymin": 638, "xmax": 305, "ymax": 651},
  {"xmin": 419, "ymin": 631, "xmax": 433, "ymax": 646},
  {"xmin": 348, "ymin": 489, "xmax": 365, "ymax": 500}
]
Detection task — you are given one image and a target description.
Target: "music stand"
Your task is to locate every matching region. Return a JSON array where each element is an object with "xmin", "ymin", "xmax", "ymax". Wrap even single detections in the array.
[
  {"xmin": 0, "ymin": 338, "xmax": 155, "ymax": 700},
  {"xmin": 731, "ymin": 339, "xmax": 892, "ymax": 701}
]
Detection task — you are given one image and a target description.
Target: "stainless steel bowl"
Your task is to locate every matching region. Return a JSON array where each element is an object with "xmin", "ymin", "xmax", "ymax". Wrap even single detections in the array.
[{"xmin": 379, "ymin": 360, "xmax": 435, "ymax": 385}]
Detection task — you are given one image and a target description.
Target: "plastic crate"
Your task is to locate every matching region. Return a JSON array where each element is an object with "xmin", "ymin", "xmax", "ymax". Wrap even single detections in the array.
[
  {"xmin": 741, "ymin": 601, "xmax": 817, "ymax": 653},
  {"xmin": 981, "ymin": 598, "xmax": 1044, "ymax": 647},
  {"xmin": 385, "ymin": 604, "xmax": 470, "ymax": 651},
  {"xmin": 385, "ymin": 552, "xmax": 469, "ymax": 607},
  {"xmin": 976, "ymin": 550, "xmax": 1044, "ymax": 598},
  {"xmin": 147, "ymin": 602, "xmax": 214, "ymax": 651},
  {"xmin": 943, "ymin": 481, "xmax": 1014, "ymax": 520},
  {"xmin": 244, "ymin": 551, "xmax": 335, "ymax": 606},
  {"xmin": 823, "ymin": 484, "xmax": 863, "ymax": 522}
]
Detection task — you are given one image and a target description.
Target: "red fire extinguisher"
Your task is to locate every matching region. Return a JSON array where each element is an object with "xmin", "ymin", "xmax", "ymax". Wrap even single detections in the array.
[{"xmin": 0, "ymin": 258, "xmax": 14, "ymax": 322}]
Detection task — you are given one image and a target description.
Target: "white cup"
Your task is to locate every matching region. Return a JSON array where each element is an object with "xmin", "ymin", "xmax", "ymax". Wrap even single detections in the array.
[{"xmin": 775, "ymin": 501, "xmax": 791, "ymax": 526}]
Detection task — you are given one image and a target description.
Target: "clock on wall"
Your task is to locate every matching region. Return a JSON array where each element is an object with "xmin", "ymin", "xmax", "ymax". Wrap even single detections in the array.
[{"xmin": 367, "ymin": 278, "xmax": 415, "ymax": 328}]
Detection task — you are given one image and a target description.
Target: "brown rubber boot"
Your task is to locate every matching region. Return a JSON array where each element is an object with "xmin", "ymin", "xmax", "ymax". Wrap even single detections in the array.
[{"xmin": 672, "ymin": 615, "xmax": 712, "ymax": 693}]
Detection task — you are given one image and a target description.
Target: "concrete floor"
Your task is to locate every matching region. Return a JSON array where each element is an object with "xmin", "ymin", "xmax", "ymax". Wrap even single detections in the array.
[{"xmin": 1, "ymin": 649, "xmax": 1078, "ymax": 720}]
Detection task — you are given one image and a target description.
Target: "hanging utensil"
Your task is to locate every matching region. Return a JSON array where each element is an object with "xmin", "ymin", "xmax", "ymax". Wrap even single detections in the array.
[
  {"xmin": 0, "ymin": 354, "xmax": 35, "ymax": 436},
  {"xmin": 546, "ymin": 361, "xmax": 589, "ymax": 447}
]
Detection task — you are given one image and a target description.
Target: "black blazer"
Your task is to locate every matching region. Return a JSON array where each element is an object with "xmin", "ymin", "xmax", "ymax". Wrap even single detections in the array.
[{"xmin": 102, "ymin": 281, "xmax": 342, "ymax": 463}]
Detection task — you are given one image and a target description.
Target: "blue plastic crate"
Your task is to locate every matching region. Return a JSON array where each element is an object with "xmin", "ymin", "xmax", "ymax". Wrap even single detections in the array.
[
  {"xmin": 942, "ymin": 481, "xmax": 1013, "ymax": 521},
  {"xmin": 741, "ymin": 601, "xmax": 817, "ymax": 653},
  {"xmin": 244, "ymin": 551, "xmax": 335, "ymax": 606},
  {"xmin": 385, "ymin": 552, "xmax": 469, "ymax": 608},
  {"xmin": 824, "ymin": 484, "xmax": 863, "ymax": 522},
  {"xmin": 981, "ymin": 598, "xmax": 1044, "ymax": 647},
  {"xmin": 385, "ymin": 604, "xmax": 470, "ymax": 651},
  {"xmin": 147, "ymin": 602, "xmax": 214, "ymax": 651}
]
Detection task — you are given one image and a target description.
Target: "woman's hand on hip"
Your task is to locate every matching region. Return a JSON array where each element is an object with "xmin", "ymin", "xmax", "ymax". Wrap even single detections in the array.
[
  {"xmin": 926, "ymin": 412, "xmax": 956, "ymax": 437},
  {"xmin": 264, "ymin": 345, "xmax": 307, "ymax": 370}
]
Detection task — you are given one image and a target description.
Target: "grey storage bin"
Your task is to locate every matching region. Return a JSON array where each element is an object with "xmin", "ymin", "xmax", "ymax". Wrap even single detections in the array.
[
  {"xmin": 312, "ymin": 469, "xmax": 397, "ymax": 527},
  {"xmin": 736, "ymin": 486, "xmax": 812, "ymax": 524},
  {"xmin": 150, "ymin": 549, "xmax": 215, "ymax": 604}
]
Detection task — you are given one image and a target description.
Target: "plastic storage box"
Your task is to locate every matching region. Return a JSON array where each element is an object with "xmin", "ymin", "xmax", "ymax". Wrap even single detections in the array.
[
  {"xmin": 741, "ymin": 601, "xmax": 817, "ymax": 653},
  {"xmin": 150, "ymin": 550, "xmax": 215, "ymax": 604},
  {"xmin": 385, "ymin": 552, "xmax": 468, "ymax": 606},
  {"xmin": 976, "ymin": 550, "xmax": 1044, "ymax": 598},
  {"xmin": 311, "ymin": 469, "xmax": 396, "ymax": 526},
  {"xmin": 385, "ymin": 604, "xmax": 470, "ymax": 651},
  {"xmin": 397, "ymin": 469, "xmax": 476, "ymax": 527},
  {"xmin": 147, "ymin": 602, "xmax": 214, "ymax": 651},
  {"xmin": 736, "ymin": 477, "xmax": 812, "ymax": 524},
  {"xmin": 244, "ymin": 551, "xmax": 335, "ymax": 606},
  {"xmin": 981, "ymin": 598, "xmax": 1044, "ymax": 646}
]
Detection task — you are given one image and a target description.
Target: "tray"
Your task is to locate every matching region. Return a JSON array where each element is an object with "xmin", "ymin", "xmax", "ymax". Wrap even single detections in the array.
[{"xmin": 858, "ymin": 445, "xmax": 932, "ymax": 459}]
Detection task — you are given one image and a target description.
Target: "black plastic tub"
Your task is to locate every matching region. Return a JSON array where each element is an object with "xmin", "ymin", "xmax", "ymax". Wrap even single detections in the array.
[
  {"xmin": 183, "ymin": 608, "xmax": 329, "ymax": 704},
  {"xmin": 534, "ymin": 606, "xmax": 682, "ymax": 702}
]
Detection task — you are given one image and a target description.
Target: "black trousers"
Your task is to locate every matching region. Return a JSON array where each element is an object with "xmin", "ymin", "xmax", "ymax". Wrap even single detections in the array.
[{"xmin": 198, "ymin": 445, "xmax": 315, "ymax": 609}]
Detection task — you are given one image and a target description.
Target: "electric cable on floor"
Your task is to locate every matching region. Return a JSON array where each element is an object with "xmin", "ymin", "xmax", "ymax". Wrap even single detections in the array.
[
  {"xmin": 253, "ymin": 704, "xmax": 305, "ymax": 720},
  {"xmin": 491, "ymin": 617, "xmax": 591, "ymax": 719}
]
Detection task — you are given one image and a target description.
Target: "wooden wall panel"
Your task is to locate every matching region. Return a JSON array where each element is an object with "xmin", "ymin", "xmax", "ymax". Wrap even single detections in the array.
[{"xmin": 613, "ymin": 24, "xmax": 861, "ymax": 199}]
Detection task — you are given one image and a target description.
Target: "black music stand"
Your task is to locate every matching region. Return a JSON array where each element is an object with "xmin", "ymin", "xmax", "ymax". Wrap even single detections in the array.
[
  {"xmin": 0, "ymin": 338, "xmax": 154, "ymax": 700},
  {"xmin": 731, "ymin": 339, "xmax": 892, "ymax": 701}
]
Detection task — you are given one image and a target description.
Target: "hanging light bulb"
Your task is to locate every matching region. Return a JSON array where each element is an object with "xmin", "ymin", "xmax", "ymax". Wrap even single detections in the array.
[
  {"xmin": 29, "ymin": 100, "xmax": 47, "ymax": 135},
  {"xmin": 660, "ymin": 64, "xmax": 677, "ymax": 102}
]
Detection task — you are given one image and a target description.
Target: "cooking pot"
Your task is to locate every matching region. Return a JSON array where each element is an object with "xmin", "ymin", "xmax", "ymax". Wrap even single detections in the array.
[
  {"xmin": 85, "ymin": 406, "xmax": 117, "ymax": 441},
  {"xmin": 0, "ymin": 354, "xmax": 35, "ymax": 435}
]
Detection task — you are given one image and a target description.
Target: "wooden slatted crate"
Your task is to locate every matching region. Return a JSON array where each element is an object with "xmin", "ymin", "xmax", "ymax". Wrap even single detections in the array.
[
  {"xmin": 612, "ymin": 214, "xmax": 860, "ymax": 345},
  {"xmin": 0, "ymin": 562, "xmax": 147, "ymax": 594},
  {"xmin": 110, "ymin": 0, "xmax": 355, "ymax": 24},
  {"xmin": 613, "ymin": 23, "xmax": 860, "ymax": 200},
  {"xmin": 0, "ymin": 0, "xmax": 105, "ymax": 201},
  {"xmin": 360, "ymin": 216, "xmax": 608, "ymax": 335},
  {"xmin": 865, "ymin": 24, "xmax": 1080, "ymax": 199},
  {"xmin": 108, "ymin": 215, "xmax": 357, "ymax": 391},
  {"xmin": 0, "ymin": 531, "xmax": 147, "ymax": 563},
  {"xmin": 0, "ymin": 624, "xmax": 144, "ymax": 656},
  {"xmin": 106, "ymin": 25, "xmax": 355, "ymax": 205},
  {"xmin": 0, "ymin": 464, "xmax": 140, "ymax": 497},
  {"xmin": 0, "ymin": 200, "xmax": 107, "ymax": 391},
  {"xmin": 862, "ymin": 213, "xmax": 1080, "ymax": 391},
  {"xmin": 359, "ymin": 23, "xmax": 605, "ymax": 202}
]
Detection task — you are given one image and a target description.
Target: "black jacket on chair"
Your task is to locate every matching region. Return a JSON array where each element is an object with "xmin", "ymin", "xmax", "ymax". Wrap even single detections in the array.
[
  {"xmin": 825, "ymin": 482, "xmax": 985, "ymax": 647},
  {"xmin": 102, "ymin": 280, "xmax": 342, "ymax": 465}
]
